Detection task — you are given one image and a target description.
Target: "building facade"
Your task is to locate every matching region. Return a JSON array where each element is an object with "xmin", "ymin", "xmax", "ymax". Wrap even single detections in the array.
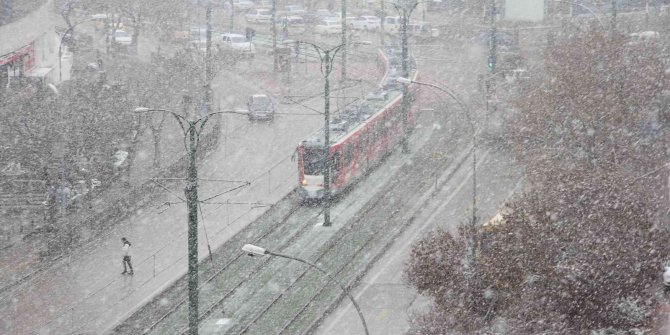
[{"xmin": 0, "ymin": 0, "xmax": 65, "ymax": 96}]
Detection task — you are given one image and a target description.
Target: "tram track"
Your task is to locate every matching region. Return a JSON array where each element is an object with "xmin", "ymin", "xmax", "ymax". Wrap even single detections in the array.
[
  {"xmin": 114, "ymin": 40, "xmax": 484, "ymax": 334},
  {"xmin": 237, "ymin": 141, "xmax": 476, "ymax": 335},
  {"xmin": 187, "ymin": 122, "xmax": 474, "ymax": 335},
  {"xmin": 118, "ymin": 105, "xmax": 474, "ymax": 334},
  {"xmin": 173, "ymin": 206, "xmax": 324, "ymax": 334},
  {"xmin": 229, "ymin": 163, "xmax": 411, "ymax": 335},
  {"xmin": 140, "ymin": 201, "xmax": 312, "ymax": 334}
]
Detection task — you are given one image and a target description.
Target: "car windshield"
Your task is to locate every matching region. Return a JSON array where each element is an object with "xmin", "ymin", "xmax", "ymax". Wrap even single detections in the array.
[
  {"xmin": 114, "ymin": 31, "xmax": 129, "ymax": 37},
  {"xmin": 231, "ymin": 36, "xmax": 247, "ymax": 43},
  {"xmin": 250, "ymin": 96, "xmax": 271, "ymax": 110}
]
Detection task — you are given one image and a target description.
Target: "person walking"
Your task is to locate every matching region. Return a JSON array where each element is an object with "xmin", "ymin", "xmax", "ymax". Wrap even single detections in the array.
[{"xmin": 121, "ymin": 237, "xmax": 134, "ymax": 275}]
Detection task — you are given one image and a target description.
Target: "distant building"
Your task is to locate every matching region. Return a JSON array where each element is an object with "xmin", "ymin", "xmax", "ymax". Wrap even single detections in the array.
[{"xmin": 503, "ymin": 0, "xmax": 547, "ymax": 22}]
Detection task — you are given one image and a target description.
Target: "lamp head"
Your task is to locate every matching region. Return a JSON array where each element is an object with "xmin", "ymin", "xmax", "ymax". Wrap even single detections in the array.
[
  {"xmin": 242, "ymin": 244, "xmax": 268, "ymax": 256},
  {"xmin": 396, "ymin": 77, "xmax": 412, "ymax": 85},
  {"xmin": 134, "ymin": 107, "xmax": 150, "ymax": 113}
]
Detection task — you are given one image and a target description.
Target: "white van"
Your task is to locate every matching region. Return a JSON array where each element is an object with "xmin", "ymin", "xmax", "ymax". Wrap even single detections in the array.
[{"xmin": 383, "ymin": 16, "xmax": 402, "ymax": 34}]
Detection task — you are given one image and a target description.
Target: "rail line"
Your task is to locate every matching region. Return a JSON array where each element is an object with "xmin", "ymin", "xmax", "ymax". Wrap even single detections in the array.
[
  {"xmin": 238, "ymin": 144, "xmax": 474, "ymax": 335},
  {"xmin": 141, "ymin": 202, "xmax": 308, "ymax": 333},
  {"xmin": 232, "ymin": 159, "xmax": 409, "ymax": 335},
  {"xmin": 174, "ymin": 119, "xmax": 475, "ymax": 334},
  {"xmin": 121, "ymin": 40, "xmax": 431, "ymax": 334}
]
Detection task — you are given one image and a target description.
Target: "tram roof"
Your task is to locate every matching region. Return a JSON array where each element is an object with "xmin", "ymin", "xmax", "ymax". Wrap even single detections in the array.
[{"xmin": 300, "ymin": 44, "xmax": 417, "ymax": 148}]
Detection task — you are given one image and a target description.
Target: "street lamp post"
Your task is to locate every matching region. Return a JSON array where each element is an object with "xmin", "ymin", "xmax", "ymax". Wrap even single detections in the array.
[
  {"xmin": 396, "ymin": 77, "xmax": 478, "ymax": 260},
  {"xmin": 304, "ymin": 42, "xmax": 342, "ymax": 227},
  {"xmin": 341, "ymin": 0, "xmax": 348, "ymax": 81},
  {"xmin": 391, "ymin": 0, "xmax": 418, "ymax": 153},
  {"xmin": 298, "ymin": 41, "xmax": 368, "ymax": 226},
  {"xmin": 134, "ymin": 103, "xmax": 246, "ymax": 335},
  {"xmin": 553, "ymin": 0, "xmax": 606, "ymax": 31},
  {"xmin": 58, "ymin": 18, "xmax": 95, "ymax": 82},
  {"xmin": 241, "ymin": 244, "xmax": 370, "ymax": 335}
]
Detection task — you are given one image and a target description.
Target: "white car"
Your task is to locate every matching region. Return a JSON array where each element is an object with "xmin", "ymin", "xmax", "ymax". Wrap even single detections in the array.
[
  {"xmin": 350, "ymin": 15, "xmax": 381, "ymax": 31},
  {"xmin": 278, "ymin": 15, "xmax": 306, "ymax": 34},
  {"xmin": 225, "ymin": 0, "xmax": 255, "ymax": 11},
  {"xmin": 314, "ymin": 19, "xmax": 342, "ymax": 35},
  {"xmin": 245, "ymin": 8, "xmax": 273, "ymax": 24},
  {"xmin": 110, "ymin": 29, "xmax": 132, "ymax": 45},
  {"xmin": 407, "ymin": 22, "xmax": 440, "ymax": 39},
  {"xmin": 383, "ymin": 16, "xmax": 402, "ymax": 34},
  {"xmin": 285, "ymin": 5, "xmax": 307, "ymax": 16},
  {"xmin": 220, "ymin": 33, "xmax": 255, "ymax": 56}
]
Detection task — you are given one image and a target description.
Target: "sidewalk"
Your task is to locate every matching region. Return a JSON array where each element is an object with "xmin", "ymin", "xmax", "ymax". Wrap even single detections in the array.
[
  {"xmin": 0, "ymin": 45, "xmax": 381, "ymax": 334},
  {"xmin": 0, "ymin": 29, "xmax": 188, "ymax": 297}
]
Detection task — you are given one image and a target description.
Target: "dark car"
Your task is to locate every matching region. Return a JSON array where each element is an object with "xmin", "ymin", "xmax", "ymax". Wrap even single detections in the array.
[
  {"xmin": 247, "ymin": 94, "xmax": 275, "ymax": 121},
  {"xmin": 471, "ymin": 31, "xmax": 518, "ymax": 52}
]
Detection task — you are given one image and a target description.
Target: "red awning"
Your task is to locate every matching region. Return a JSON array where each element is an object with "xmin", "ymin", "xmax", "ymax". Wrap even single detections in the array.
[{"xmin": 0, "ymin": 44, "xmax": 33, "ymax": 66}]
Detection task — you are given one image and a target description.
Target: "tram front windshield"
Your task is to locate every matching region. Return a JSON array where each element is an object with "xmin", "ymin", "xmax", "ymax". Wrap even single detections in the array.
[{"xmin": 303, "ymin": 148, "xmax": 324, "ymax": 175}]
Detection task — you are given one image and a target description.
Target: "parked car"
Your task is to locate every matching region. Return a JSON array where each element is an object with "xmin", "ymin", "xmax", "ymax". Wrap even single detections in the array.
[
  {"xmin": 471, "ymin": 31, "xmax": 518, "ymax": 52},
  {"xmin": 305, "ymin": 9, "xmax": 333, "ymax": 23},
  {"xmin": 350, "ymin": 15, "xmax": 381, "ymax": 31},
  {"xmin": 330, "ymin": 12, "xmax": 355, "ymax": 22},
  {"xmin": 314, "ymin": 19, "xmax": 343, "ymax": 35},
  {"xmin": 245, "ymin": 8, "xmax": 273, "ymax": 24},
  {"xmin": 278, "ymin": 15, "xmax": 306, "ymax": 34},
  {"xmin": 629, "ymin": 31, "xmax": 660, "ymax": 45},
  {"xmin": 407, "ymin": 21, "xmax": 439, "ymax": 39},
  {"xmin": 285, "ymin": 5, "xmax": 307, "ymax": 16},
  {"xmin": 247, "ymin": 94, "xmax": 275, "ymax": 121},
  {"xmin": 220, "ymin": 33, "xmax": 255, "ymax": 56},
  {"xmin": 110, "ymin": 29, "xmax": 132, "ymax": 45},
  {"xmin": 383, "ymin": 16, "xmax": 402, "ymax": 34},
  {"xmin": 224, "ymin": 0, "xmax": 255, "ymax": 12}
]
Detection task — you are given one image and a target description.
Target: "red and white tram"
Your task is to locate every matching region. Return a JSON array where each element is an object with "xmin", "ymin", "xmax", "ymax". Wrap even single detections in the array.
[{"xmin": 297, "ymin": 46, "xmax": 420, "ymax": 201}]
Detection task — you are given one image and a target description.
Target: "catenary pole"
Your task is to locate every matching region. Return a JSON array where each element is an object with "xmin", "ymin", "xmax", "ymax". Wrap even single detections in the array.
[
  {"xmin": 272, "ymin": 0, "xmax": 278, "ymax": 71},
  {"xmin": 341, "ymin": 0, "xmax": 348, "ymax": 81}
]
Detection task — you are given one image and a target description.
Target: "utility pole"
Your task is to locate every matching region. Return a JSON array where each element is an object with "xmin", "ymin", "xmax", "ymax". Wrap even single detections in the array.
[
  {"xmin": 136, "ymin": 98, "xmax": 240, "ymax": 334},
  {"xmin": 486, "ymin": 0, "xmax": 497, "ymax": 120},
  {"xmin": 272, "ymin": 0, "xmax": 278, "ymax": 71},
  {"xmin": 397, "ymin": 0, "xmax": 417, "ymax": 153},
  {"xmin": 380, "ymin": 0, "xmax": 385, "ymax": 46},
  {"xmin": 298, "ymin": 41, "xmax": 356, "ymax": 226},
  {"xmin": 229, "ymin": 0, "xmax": 235, "ymax": 31},
  {"xmin": 611, "ymin": 0, "xmax": 617, "ymax": 33},
  {"xmin": 341, "ymin": 0, "xmax": 348, "ymax": 81},
  {"xmin": 183, "ymin": 97, "xmax": 200, "ymax": 335},
  {"xmin": 323, "ymin": 49, "xmax": 332, "ymax": 226},
  {"xmin": 206, "ymin": 6, "xmax": 212, "ymax": 116},
  {"xmin": 400, "ymin": 9, "xmax": 410, "ymax": 153}
]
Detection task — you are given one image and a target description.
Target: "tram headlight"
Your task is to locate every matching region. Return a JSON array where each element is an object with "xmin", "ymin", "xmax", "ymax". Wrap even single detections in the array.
[{"xmin": 302, "ymin": 179, "xmax": 307, "ymax": 186}]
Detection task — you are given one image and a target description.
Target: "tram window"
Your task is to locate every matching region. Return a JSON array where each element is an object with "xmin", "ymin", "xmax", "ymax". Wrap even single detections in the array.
[
  {"xmin": 375, "ymin": 122, "xmax": 384, "ymax": 138},
  {"xmin": 343, "ymin": 144, "xmax": 353, "ymax": 165},
  {"xmin": 304, "ymin": 148, "xmax": 324, "ymax": 174},
  {"xmin": 331, "ymin": 152, "xmax": 341, "ymax": 171},
  {"xmin": 361, "ymin": 130, "xmax": 370, "ymax": 149},
  {"xmin": 373, "ymin": 122, "xmax": 382, "ymax": 140}
]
